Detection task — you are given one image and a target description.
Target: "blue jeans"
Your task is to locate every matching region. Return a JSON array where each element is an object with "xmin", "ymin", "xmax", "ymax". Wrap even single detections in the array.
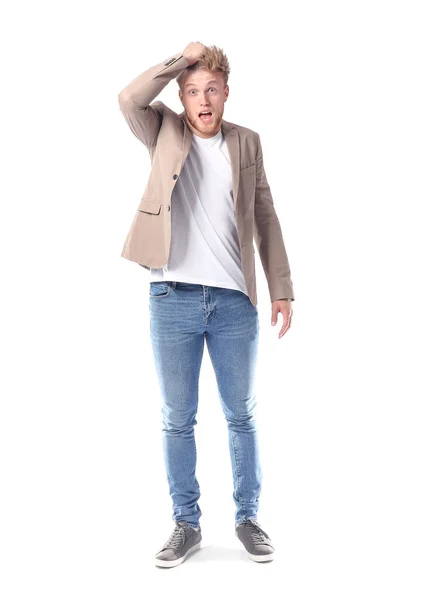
[{"xmin": 149, "ymin": 281, "xmax": 262, "ymax": 527}]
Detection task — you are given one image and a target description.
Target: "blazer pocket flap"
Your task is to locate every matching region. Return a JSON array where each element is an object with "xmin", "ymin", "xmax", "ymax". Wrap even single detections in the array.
[
  {"xmin": 138, "ymin": 199, "xmax": 162, "ymax": 214},
  {"xmin": 240, "ymin": 164, "xmax": 256, "ymax": 173}
]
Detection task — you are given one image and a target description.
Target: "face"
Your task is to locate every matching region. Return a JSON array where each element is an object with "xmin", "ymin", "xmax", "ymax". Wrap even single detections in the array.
[{"xmin": 179, "ymin": 70, "xmax": 229, "ymax": 139}]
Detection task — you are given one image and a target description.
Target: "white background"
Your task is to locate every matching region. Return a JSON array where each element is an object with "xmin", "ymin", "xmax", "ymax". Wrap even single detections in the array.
[{"xmin": 1, "ymin": 0, "xmax": 420, "ymax": 598}]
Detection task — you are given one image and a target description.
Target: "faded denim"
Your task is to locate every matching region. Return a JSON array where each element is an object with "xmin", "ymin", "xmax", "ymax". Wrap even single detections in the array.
[{"xmin": 149, "ymin": 281, "xmax": 262, "ymax": 527}]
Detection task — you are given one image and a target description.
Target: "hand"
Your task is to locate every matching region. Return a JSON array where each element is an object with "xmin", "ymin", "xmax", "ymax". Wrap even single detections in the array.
[
  {"xmin": 182, "ymin": 41, "xmax": 206, "ymax": 66},
  {"xmin": 271, "ymin": 299, "xmax": 293, "ymax": 339}
]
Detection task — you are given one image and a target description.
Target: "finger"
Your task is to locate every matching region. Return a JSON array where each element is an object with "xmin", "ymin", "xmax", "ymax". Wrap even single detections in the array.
[
  {"xmin": 278, "ymin": 311, "xmax": 292, "ymax": 338},
  {"xmin": 271, "ymin": 308, "xmax": 278, "ymax": 326}
]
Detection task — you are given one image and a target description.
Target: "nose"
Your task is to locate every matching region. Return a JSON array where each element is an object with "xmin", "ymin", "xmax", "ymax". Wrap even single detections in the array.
[{"xmin": 199, "ymin": 91, "xmax": 210, "ymax": 103}]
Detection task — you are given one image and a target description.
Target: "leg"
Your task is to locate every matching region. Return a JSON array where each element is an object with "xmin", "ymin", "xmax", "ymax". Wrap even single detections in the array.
[
  {"xmin": 149, "ymin": 281, "xmax": 205, "ymax": 527},
  {"xmin": 204, "ymin": 287, "xmax": 262, "ymax": 525}
]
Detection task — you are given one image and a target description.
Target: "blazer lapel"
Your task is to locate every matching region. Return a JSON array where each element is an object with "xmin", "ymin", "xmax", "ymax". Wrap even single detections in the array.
[
  {"xmin": 221, "ymin": 120, "xmax": 240, "ymax": 211},
  {"xmin": 179, "ymin": 112, "xmax": 240, "ymax": 211}
]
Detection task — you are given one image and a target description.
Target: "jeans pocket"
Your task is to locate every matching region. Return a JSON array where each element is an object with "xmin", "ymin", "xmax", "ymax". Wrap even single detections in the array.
[{"xmin": 149, "ymin": 282, "xmax": 171, "ymax": 298}]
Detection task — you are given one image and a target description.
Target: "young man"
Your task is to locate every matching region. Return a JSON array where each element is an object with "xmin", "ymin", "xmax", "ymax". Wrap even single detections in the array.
[{"xmin": 118, "ymin": 42, "xmax": 295, "ymax": 567}]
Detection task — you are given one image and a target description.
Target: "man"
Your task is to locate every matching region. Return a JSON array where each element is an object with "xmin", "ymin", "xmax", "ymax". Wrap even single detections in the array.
[{"xmin": 118, "ymin": 42, "xmax": 295, "ymax": 567}]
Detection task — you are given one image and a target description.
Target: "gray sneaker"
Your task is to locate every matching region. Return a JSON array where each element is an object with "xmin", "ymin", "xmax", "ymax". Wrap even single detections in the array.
[
  {"xmin": 235, "ymin": 519, "xmax": 275, "ymax": 562},
  {"xmin": 154, "ymin": 521, "xmax": 202, "ymax": 568}
]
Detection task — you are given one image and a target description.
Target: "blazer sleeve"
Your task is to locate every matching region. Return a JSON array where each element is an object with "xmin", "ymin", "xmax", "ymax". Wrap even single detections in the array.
[
  {"xmin": 118, "ymin": 52, "xmax": 190, "ymax": 150},
  {"xmin": 253, "ymin": 133, "xmax": 295, "ymax": 302}
]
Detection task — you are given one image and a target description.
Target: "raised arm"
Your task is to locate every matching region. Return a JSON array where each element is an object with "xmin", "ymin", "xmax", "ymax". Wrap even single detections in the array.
[
  {"xmin": 118, "ymin": 52, "xmax": 189, "ymax": 149},
  {"xmin": 118, "ymin": 42, "xmax": 206, "ymax": 150}
]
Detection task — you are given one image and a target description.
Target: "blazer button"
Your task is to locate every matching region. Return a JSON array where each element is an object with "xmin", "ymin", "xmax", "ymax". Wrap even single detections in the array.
[{"xmin": 173, "ymin": 174, "xmax": 178, "ymax": 180}]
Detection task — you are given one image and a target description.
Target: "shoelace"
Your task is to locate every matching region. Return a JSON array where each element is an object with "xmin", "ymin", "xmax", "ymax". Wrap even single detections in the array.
[
  {"xmin": 244, "ymin": 520, "xmax": 271, "ymax": 545},
  {"xmin": 162, "ymin": 523, "xmax": 187, "ymax": 550}
]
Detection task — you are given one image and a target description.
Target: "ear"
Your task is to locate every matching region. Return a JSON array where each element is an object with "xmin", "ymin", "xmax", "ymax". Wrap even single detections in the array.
[
  {"xmin": 178, "ymin": 89, "xmax": 184, "ymax": 105},
  {"xmin": 224, "ymin": 84, "xmax": 229, "ymax": 101}
]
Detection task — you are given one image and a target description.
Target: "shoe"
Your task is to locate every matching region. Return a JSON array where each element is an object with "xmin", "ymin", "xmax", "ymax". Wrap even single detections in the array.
[
  {"xmin": 154, "ymin": 521, "xmax": 202, "ymax": 568},
  {"xmin": 235, "ymin": 518, "xmax": 275, "ymax": 562}
]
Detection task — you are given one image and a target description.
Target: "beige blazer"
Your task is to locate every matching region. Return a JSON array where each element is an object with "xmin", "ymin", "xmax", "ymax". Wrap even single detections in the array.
[{"xmin": 118, "ymin": 51, "xmax": 295, "ymax": 307}]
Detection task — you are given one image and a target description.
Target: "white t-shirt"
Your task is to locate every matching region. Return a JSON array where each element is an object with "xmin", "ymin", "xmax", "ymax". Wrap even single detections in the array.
[{"xmin": 149, "ymin": 128, "xmax": 248, "ymax": 296}]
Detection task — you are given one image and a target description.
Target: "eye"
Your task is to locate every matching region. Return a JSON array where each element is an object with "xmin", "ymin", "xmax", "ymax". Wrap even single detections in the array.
[{"xmin": 209, "ymin": 87, "xmax": 216, "ymax": 92}]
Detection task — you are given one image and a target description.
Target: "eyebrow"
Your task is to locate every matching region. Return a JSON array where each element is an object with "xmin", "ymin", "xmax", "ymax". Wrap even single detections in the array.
[{"xmin": 185, "ymin": 80, "xmax": 219, "ymax": 88}]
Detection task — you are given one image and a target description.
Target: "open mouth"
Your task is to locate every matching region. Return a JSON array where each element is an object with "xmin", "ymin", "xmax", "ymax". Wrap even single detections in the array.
[{"xmin": 198, "ymin": 111, "xmax": 213, "ymax": 123}]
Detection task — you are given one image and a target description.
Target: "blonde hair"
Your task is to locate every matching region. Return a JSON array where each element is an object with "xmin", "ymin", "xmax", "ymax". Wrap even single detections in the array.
[{"xmin": 177, "ymin": 44, "xmax": 230, "ymax": 90}]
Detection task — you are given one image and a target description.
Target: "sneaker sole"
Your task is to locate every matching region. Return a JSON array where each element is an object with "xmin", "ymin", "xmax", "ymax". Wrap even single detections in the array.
[
  {"xmin": 154, "ymin": 541, "xmax": 202, "ymax": 568},
  {"xmin": 247, "ymin": 551, "xmax": 275, "ymax": 562}
]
